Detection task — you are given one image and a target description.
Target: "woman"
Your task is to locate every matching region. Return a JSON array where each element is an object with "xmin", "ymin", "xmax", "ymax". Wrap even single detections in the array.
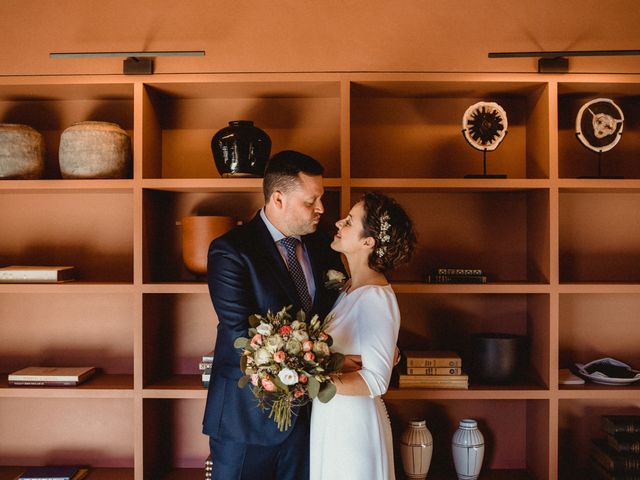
[{"xmin": 310, "ymin": 192, "xmax": 417, "ymax": 480}]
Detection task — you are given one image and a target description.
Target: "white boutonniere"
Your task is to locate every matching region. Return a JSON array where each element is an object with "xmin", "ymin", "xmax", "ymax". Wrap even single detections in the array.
[{"xmin": 324, "ymin": 269, "xmax": 347, "ymax": 291}]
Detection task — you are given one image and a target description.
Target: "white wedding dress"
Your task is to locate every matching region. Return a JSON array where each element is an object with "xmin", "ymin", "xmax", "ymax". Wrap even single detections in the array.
[{"xmin": 310, "ymin": 284, "xmax": 400, "ymax": 480}]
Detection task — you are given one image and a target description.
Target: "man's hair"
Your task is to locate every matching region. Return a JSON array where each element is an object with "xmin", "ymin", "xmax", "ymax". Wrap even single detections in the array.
[{"xmin": 263, "ymin": 150, "xmax": 324, "ymax": 202}]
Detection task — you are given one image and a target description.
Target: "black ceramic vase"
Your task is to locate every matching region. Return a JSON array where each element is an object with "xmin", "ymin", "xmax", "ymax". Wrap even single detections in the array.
[
  {"xmin": 471, "ymin": 333, "xmax": 526, "ymax": 384},
  {"xmin": 211, "ymin": 120, "xmax": 271, "ymax": 177}
]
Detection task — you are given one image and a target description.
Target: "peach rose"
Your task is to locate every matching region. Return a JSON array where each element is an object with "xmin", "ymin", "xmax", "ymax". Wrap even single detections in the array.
[
  {"xmin": 304, "ymin": 351, "xmax": 315, "ymax": 362},
  {"xmin": 279, "ymin": 325, "xmax": 293, "ymax": 336},
  {"xmin": 273, "ymin": 351, "xmax": 286, "ymax": 363},
  {"xmin": 302, "ymin": 340, "xmax": 314, "ymax": 352},
  {"xmin": 261, "ymin": 377, "xmax": 276, "ymax": 392}
]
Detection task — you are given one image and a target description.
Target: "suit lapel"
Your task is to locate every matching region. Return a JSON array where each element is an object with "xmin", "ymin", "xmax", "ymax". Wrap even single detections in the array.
[{"xmin": 249, "ymin": 213, "xmax": 301, "ymax": 308}]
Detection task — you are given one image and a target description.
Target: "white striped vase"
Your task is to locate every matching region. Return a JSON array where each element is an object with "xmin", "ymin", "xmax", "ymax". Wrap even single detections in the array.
[
  {"xmin": 452, "ymin": 419, "xmax": 485, "ymax": 480},
  {"xmin": 400, "ymin": 420, "xmax": 433, "ymax": 479}
]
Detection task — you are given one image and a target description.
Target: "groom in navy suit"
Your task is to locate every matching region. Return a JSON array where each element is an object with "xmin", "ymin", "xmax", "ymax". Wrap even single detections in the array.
[{"xmin": 203, "ymin": 150, "xmax": 344, "ymax": 479}]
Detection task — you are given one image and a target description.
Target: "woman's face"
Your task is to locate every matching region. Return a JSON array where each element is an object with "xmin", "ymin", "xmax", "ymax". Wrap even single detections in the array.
[{"xmin": 331, "ymin": 201, "xmax": 372, "ymax": 255}]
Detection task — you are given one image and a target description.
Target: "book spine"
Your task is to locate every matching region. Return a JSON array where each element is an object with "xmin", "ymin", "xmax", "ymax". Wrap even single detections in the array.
[
  {"xmin": 9, "ymin": 375, "xmax": 80, "ymax": 382},
  {"xmin": 426, "ymin": 275, "xmax": 487, "ymax": 284},
  {"xmin": 9, "ymin": 380, "xmax": 79, "ymax": 386},
  {"xmin": 406, "ymin": 358, "xmax": 461, "ymax": 367},
  {"xmin": 407, "ymin": 366, "xmax": 462, "ymax": 375},
  {"xmin": 602, "ymin": 416, "xmax": 640, "ymax": 435},
  {"xmin": 608, "ymin": 434, "xmax": 640, "ymax": 454},
  {"xmin": 437, "ymin": 268, "xmax": 483, "ymax": 276}
]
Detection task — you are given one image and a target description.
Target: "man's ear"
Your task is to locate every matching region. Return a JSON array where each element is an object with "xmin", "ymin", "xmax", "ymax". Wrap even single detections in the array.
[{"xmin": 271, "ymin": 190, "xmax": 284, "ymax": 209}]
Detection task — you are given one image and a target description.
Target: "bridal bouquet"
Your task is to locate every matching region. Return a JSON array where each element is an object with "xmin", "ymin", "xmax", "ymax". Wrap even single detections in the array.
[{"xmin": 234, "ymin": 305, "xmax": 344, "ymax": 431}]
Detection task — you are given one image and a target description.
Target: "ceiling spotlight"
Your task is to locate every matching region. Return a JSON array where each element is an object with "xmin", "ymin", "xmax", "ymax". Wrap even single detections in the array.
[{"xmin": 50, "ymin": 50, "xmax": 206, "ymax": 75}]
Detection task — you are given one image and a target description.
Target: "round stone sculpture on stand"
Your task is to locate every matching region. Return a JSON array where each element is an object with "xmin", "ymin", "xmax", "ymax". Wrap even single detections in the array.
[
  {"xmin": 59, "ymin": 121, "xmax": 131, "ymax": 179},
  {"xmin": 400, "ymin": 419, "xmax": 433, "ymax": 479},
  {"xmin": 0, "ymin": 123, "xmax": 45, "ymax": 179},
  {"xmin": 452, "ymin": 419, "xmax": 485, "ymax": 480}
]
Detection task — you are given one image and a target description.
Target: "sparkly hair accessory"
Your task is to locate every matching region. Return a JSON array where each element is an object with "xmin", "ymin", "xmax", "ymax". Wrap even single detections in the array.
[{"xmin": 376, "ymin": 212, "xmax": 391, "ymax": 258}]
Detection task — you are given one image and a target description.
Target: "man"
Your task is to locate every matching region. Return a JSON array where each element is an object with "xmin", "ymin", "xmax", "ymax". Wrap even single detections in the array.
[{"xmin": 203, "ymin": 150, "xmax": 344, "ymax": 480}]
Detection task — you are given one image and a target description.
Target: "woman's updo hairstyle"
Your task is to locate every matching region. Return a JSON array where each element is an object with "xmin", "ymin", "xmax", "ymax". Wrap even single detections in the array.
[{"xmin": 360, "ymin": 192, "xmax": 417, "ymax": 273}]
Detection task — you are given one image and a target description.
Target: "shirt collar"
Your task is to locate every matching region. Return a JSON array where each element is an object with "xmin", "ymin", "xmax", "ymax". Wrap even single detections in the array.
[{"xmin": 260, "ymin": 208, "xmax": 301, "ymax": 243}]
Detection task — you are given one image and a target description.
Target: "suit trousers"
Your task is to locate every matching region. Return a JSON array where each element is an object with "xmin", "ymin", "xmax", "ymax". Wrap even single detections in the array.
[{"xmin": 208, "ymin": 406, "xmax": 310, "ymax": 480}]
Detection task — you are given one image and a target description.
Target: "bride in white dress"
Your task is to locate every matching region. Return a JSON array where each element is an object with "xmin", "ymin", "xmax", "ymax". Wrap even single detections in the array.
[{"xmin": 310, "ymin": 192, "xmax": 417, "ymax": 480}]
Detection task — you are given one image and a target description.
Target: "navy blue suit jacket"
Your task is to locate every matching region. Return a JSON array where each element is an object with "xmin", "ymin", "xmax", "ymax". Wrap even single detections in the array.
[{"xmin": 202, "ymin": 212, "xmax": 343, "ymax": 445}]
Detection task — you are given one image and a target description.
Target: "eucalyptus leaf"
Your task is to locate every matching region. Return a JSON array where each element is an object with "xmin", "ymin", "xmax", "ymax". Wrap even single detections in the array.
[
  {"xmin": 307, "ymin": 376, "xmax": 320, "ymax": 398},
  {"xmin": 273, "ymin": 376, "xmax": 288, "ymax": 392},
  {"xmin": 240, "ymin": 355, "xmax": 248, "ymax": 372},
  {"xmin": 317, "ymin": 382, "xmax": 337, "ymax": 403},
  {"xmin": 248, "ymin": 314, "xmax": 261, "ymax": 328},
  {"xmin": 296, "ymin": 309, "xmax": 306, "ymax": 323},
  {"xmin": 238, "ymin": 375, "xmax": 250, "ymax": 389},
  {"xmin": 234, "ymin": 337, "xmax": 249, "ymax": 349}
]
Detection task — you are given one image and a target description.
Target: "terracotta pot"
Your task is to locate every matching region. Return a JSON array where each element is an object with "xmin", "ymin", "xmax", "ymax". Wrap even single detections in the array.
[
  {"xmin": 59, "ymin": 121, "xmax": 131, "ymax": 179},
  {"xmin": 0, "ymin": 123, "xmax": 45, "ymax": 179},
  {"xmin": 177, "ymin": 216, "xmax": 238, "ymax": 276}
]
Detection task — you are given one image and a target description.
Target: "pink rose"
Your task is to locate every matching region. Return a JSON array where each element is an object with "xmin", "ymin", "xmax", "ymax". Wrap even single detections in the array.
[
  {"xmin": 251, "ymin": 374, "xmax": 259, "ymax": 386},
  {"xmin": 273, "ymin": 351, "xmax": 286, "ymax": 363},
  {"xmin": 319, "ymin": 332, "xmax": 329, "ymax": 342},
  {"xmin": 304, "ymin": 351, "xmax": 315, "ymax": 362},
  {"xmin": 250, "ymin": 333, "xmax": 263, "ymax": 348},
  {"xmin": 303, "ymin": 340, "xmax": 314, "ymax": 352},
  {"xmin": 261, "ymin": 377, "xmax": 276, "ymax": 392},
  {"xmin": 279, "ymin": 325, "xmax": 293, "ymax": 336},
  {"xmin": 294, "ymin": 387, "xmax": 305, "ymax": 398},
  {"xmin": 299, "ymin": 374, "xmax": 308, "ymax": 384}
]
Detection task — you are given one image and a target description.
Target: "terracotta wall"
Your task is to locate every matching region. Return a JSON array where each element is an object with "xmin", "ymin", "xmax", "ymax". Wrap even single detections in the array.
[{"xmin": 1, "ymin": 0, "xmax": 640, "ymax": 76}]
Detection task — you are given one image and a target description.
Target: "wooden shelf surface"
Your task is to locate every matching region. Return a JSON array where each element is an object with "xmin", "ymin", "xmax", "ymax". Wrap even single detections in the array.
[
  {"xmin": 0, "ymin": 374, "xmax": 134, "ymax": 398},
  {"xmin": 0, "ymin": 282, "xmax": 135, "ymax": 294},
  {"xmin": 351, "ymin": 178, "xmax": 551, "ymax": 190},
  {"xmin": 0, "ymin": 468, "xmax": 134, "ymax": 480},
  {"xmin": 558, "ymin": 383, "xmax": 640, "ymax": 399},
  {"xmin": 141, "ymin": 177, "xmax": 342, "ymax": 191},
  {"xmin": 0, "ymin": 179, "xmax": 134, "ymax": 193},
  {"xmin": 143, "ymin": 374, "xmax": 207, "ymax": 399}
]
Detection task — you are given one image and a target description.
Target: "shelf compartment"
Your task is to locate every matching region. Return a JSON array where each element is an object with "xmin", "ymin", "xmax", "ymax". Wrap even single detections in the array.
[
  {"xmin": 0, "ymin": 82, "xmax": 134, "ymax": 180},
  {"xmin": 143, "ymin": 294, "xmax": 215, "ymax": 389},
  {"xmin": 0, "ymin": 292, "xmax": 134, "ymax": 376},
  {"xmin": 350, "ymin": 189, "xmax": 550, "ymax": 284},
  {"xmin": 143, "ymin": 399, "xmax": 209, "ymax": 478},
  {"xmin": 0, "ymin": 191, "xmax": 134, "ymax": 282},
  {"xmin": 558, "ymin": 82, "xmax": 640, "ymax": 179},
  {"xmin": 142, "ymin": 81, "xmax": 341, "ymax": 179},
  {"xmin": 559, "ymin": 293, "xmax": 640, "ymax": 388},
  {"xmin": 143, "ymin": 189, "xmax": 340, "ymax": 282},
  {"xmin": 396, "ymin": 293, "xmax": 550, "ymax": 389},
  {"xmin": 350, "ymin": 80, "xmax": 549, "ymax": 179},
  {"xmin": 385, "ymin": 398, "xmax": 548, "ymax": 480},
  {"xmin": 0, "ymin": 397, "xmax": 134, "ymax": 468},
  {"xmin": 559, "ymin": 191, "xmax": 640, "ymax": 282},
  {"xmin": 558, "ymin": 398, "xmax": 640, "ymax": 478}
]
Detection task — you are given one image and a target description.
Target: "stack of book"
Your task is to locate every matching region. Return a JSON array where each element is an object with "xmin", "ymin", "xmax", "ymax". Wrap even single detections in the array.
[
  {"xmin": 8, "ymin": 366, "xmax": 97, "ymax": 387},
  {"xmin": 426, "ymin": 267, "xmax": 487, "ymax": 284},
  {"xmin": 591, "ymin": 415, "xmax": 640, "ymax": 479},
  {"xmin": 399, "ymin": 351, "xmax": 468, "ymax": 389},
  {"xmin": 205, "ymin": 454, "xmax": 213, "ymax": 479},
  {"xmin": 201, "ymin": 351, "xmax": 213, "ymax": 387},
  {"xmin": 16, "ymin": 466, "xmax": 88, "ymax": 480}
]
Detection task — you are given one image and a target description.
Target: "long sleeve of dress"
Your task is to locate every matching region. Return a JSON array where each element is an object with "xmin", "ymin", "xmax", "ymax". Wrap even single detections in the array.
[{"xmin": 355, "ymin": 287, "xmax": 401, "ymax": 398}]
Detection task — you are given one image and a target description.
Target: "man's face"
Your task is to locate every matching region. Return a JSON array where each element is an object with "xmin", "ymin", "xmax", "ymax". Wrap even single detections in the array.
[{"xmin": 280, "ymin": 173, "xmax": 324, "ymax": 236}]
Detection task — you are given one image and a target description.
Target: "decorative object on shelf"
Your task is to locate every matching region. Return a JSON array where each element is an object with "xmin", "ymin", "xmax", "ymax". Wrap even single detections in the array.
[
  {"xmin": 59, "ymin": 121, "xmax": 131, "ymax": 179},
  {"xmin": 0, "ymin": 265, "xmax": 75, "ymax": 283},
  {"xmin": 462, "ymin": 101, "xmax": 508, "ymax": 178},
  {"xmin": 401, "ymin": 350, "xmax": 468, "ymax": 389},
  {"xmin": 211, "ymin": 120, "xmax": 271, "ymax": 177},
  {"xmin": 575, "ymin": 98, "xmax": 625, "ymax": 179},
  {"xmin": 574, "ymin": 357, "xmax": 640, "ymax": 386},
  {"xmin": 591, "ymin": 415, "xmax": 640, "ymax": 478},
  {"xmin": 0, "ymin": 123, "xmax": 45, "ymax": 179},
  {"xmin": 426, "ymin": 267, "xmax": 487, "ymax": 284},
  {"xmin": 177, "ymin": 216, "xmax": 238, "ymax": 277},
  {"xmin": 400, "ymin": 419, "xmax": 433, "ymax": 479},
  {"xmin": 558, "ymin": 368, "xmax": 585, "ymax": 385},
  {"xmin": 471, "ymin": 333, "xmax": 527, "ymax": 384},
  {"xmin": 452, "ymin": 418, "xmax": 485, "ymax": 480}
]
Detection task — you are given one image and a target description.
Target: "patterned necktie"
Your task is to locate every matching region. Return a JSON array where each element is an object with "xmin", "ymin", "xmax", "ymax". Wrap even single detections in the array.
[{"xmin": 280, "ymin": 237, "xmax": 313, "ymax": 313}]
